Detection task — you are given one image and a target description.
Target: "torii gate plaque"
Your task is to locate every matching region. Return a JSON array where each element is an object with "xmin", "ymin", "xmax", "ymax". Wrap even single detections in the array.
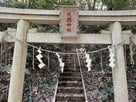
[{"xmin": 60, "ymin": 6, "xmax": 78, "ymax": 42}]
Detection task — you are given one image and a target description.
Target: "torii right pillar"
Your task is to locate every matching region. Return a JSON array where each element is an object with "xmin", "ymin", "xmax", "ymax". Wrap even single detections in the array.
[{"xmin": 110, "ymin": 22, "xmax": 128, "ymax": 102}]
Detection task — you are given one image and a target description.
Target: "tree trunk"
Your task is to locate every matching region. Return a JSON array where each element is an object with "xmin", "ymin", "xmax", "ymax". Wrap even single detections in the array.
[
  {"xmin": 92, "ymin": 0, "xmax": 96, "ymax": 10},
  {"xmin": 86, "ymin": 0, "xmax": 92, "ymax": 10}
]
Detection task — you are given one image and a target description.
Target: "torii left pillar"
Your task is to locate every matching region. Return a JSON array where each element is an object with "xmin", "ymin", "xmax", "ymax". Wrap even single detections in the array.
[{"xmin": 8, "ymin": 20, "xmax": 29, "ymax": 102}]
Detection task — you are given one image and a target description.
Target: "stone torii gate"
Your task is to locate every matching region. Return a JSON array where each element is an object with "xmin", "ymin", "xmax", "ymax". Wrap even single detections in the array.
[{"xmin": 0, "ymin": 6, "xmax": 136, "ymax": 102}]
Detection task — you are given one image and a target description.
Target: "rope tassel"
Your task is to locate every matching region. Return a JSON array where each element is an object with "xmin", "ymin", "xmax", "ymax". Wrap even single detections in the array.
[
  {"xmin": 85, "ymin": 52, "xmax": 92, "ymax": 71},
  {"xmin": 56, "ymin": 53, "xmax": 65, "ymax": 73},
  {"xmin": 60, "ymin": 62, "xmax": 65, "ymax": 73},
  {"xmin": 108, "ymin": 46, "xmax": 115, "ymax": 68},
  {"xmin": 36, "ymin": 47, "xmax": 45, "ymax": 69}
]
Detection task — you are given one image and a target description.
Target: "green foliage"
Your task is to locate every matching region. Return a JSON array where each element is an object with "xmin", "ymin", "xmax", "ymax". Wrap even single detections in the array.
[
  {"xmin": 127, "ymin": 64, "xmax": 136, "ymax": 83},
  {"xmin": 0, "ymin": 0, "xmax": 27, "ymax": 8},
  {"xmin": 123, "ymin": 25, "xmax": 136, "ymax": 33},
  {"xmin": 0, "ymin": 0, "xmax": 78, "ymax": 9},
  {"xmin": 29, "ymin": 0, "xmax": 77, "ymax": 9},
  {"xmin": 58, "ymin": 0, "xmax": 77, "ymax": 5},
  {"xmin": 102, "ymin": 0, "xmax": 136, "ymax": 10},
  {"xmin": 29, "ymin": 0, "xmax": 48, "ymax": 9},
  {"xmin": 0, "ymin": 23, "xmax": 16, "ymax": 31},
  {"xmin": 100, "ymin": 76, "xmax": 113, "ymax": 101},
  {"xmin": 43, "ymin": 77, "xmax": 57, "ymax": 90},
  {"xmin": 0, "ymin": 64, "xmax": 12, "ymax": 72},
  {"xmin": 0, "ymin": 64, "xmax": 31, "ymax": 75},
  {"xmin": 25, "ymin": 69, "xmax": 31, "ymax": 75},
  {"xmin": 0, "ymin": 0, "xmax": 136, "ymax": 10},
  {"xmin": 12, "ymin": 1, "xmax": 27, "ymax": 8},
  {"xmin": 100, "ymin": 88, "xmax": 113, "ymax": 102},
  {"xmin": 0, "ymin": 64, "xmax": 31, "ymax": 84},
  {"xmin": 0, "ymin": 0, "xmax": 12, "ymax": 7},
  {"xmin": 31, "ymin": 24, "xmax": 59, "ymax": 33},
  {"xmin": 128, "ymin": 79, "xmax": 136, "ymax": 83}
]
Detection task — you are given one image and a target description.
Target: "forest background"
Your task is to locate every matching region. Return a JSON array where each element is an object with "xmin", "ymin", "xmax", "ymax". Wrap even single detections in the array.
[{"xmin": 0, "ymin": 0, "xmax": 136, "ymax": 102}]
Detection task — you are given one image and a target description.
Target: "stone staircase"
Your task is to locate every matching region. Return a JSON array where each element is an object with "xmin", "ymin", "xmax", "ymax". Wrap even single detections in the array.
[{"xmin": 55, "ymin": 55, "xmax": 86, "ymax": 102}]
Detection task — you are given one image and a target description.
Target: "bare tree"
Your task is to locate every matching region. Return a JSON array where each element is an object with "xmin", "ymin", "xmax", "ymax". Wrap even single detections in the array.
[{"xmin": 86, "ymin": 0, "xmax": 92, "ymax": 10}]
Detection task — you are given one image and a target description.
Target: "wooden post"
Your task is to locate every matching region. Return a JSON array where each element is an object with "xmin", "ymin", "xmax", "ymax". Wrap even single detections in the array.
[
  {"xmin": 110, "ymin": 22, "xmax": 128, "ymax": 102},
  {"xmin": 8, "ymin": 20, "xmax": 29, "ymax": 102}
]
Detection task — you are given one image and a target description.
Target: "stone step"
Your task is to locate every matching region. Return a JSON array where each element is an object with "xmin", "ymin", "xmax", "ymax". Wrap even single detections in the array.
[
  {"xmin": 64, "ymin": 66, "xmax": 76, "ymax": 68},
  {"xmin": 56, "ymin": 93, "xmax": 84, "ymax": 97},
  {"xmin": 64, "ymin": 69, "xmax": 80, "ymax": 72},
  {"xmin": 63, "ymin": 67, "xmax": 78, "ymax": 71},
  {"xmin": 64, "ymin": 60, "xmax": 74, "ymax": 61},
  {"xmin": 59, "ymin": 77, "xmax": 82, "ymax": 81},
  {"xmin": 56, "ymin": 93, "xmax": 85, "ymax": 102},
  {"xmin": 57, "ymin": 87, "xmax": 84, "ymax": 93},
  {"xmin": 62, "ymin": 57, "xmax": 74, "ymax": 59},
  {"xmin": 64, "ymin": 63, "xmax": 75, "ymax": 65},
  {"xmin": 62, "ymin": 55, "xmax": 75, "ymax": 57},
  {"xmin": 63, "ymin": 59, "xmax": 75, "ymax": 62},
  {"xmin": 60, "ymin": 72, "xmax": 81, "ymax": 77},
  {"xmin": 58, "ymin": 81, "xmax": 82, "ymax": 87}
]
